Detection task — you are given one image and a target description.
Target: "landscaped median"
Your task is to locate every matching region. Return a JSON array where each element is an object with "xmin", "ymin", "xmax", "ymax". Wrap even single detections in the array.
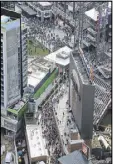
[{"xmin": 34, "ymin": 69, "xmax": 58, "ymax": 100}]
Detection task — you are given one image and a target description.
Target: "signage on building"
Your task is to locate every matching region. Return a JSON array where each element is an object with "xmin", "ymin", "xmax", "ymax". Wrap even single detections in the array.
[{"xmin": 82, "ymin": 143, "xmax": 90, "ymax": 159}]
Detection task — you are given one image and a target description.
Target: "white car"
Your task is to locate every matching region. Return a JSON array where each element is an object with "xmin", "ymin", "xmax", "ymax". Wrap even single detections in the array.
[{"xmin": 5, "ymin": 152, "xmax": 14, "ymax": 164}]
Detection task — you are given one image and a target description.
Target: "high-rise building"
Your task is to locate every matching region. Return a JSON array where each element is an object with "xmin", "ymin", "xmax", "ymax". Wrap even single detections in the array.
[
  {"xmin": 1, "ymin": 8, "xmax": 28, "ymax": 114},
  {"xmin": 1, "ymin": 8, "xmax": 28, "ymax": 132},
  {"xmin": 69, "ymin": 50, "xmax": 95, "ymax": 140},
  {"xmin": 1, "ymin": 14, "xmax": 21, "ymax": 114}
]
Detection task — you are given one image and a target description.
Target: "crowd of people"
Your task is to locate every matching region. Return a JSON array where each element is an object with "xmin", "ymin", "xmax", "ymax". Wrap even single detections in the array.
[
  {"xmin": 39, "ymin": 74, "xmax": 68, "ymax": 164},
  {"xmin": 21, "ymin": 14, "xmax": 74, "ymax": 52},
  {"xmin": 40, "ymin": 95, "xmax": 63, "ymax": 163}
]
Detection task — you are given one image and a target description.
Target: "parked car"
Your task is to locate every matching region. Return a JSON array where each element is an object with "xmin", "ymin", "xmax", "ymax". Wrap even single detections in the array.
[{"xmin": 5, "ymin": 152, "xmax": 13, "ymax": 164}]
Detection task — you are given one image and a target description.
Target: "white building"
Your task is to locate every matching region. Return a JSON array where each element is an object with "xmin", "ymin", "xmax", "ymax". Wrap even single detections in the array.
[
  {"xmin": 26, "ymin": 125, "xmax": 48, "ymax": 163},
  {"xmin": 37, "ymin": 2, "xmax": 52, "ymax": 22},
  {"xmin": 27, "ymin": 57, "xmax": 56, "ymax": 113},
  {"xmin": 1, "ymin": 15, "xmax": 21, "ymax": 114},
  {"xmin": 85, "ymin": 2, "xmax": 111, "ymax": 22},
  {"xmin": 44, "ymin": 46, "xmax": 72, "ymax": 73},
  {"xmin": 26, "ymin": 2, "xmax": 53, "ymax": 22}
]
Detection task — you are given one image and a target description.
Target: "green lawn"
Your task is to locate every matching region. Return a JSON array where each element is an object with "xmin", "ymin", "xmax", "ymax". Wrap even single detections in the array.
[
  {"xmin": 34, "ymin": 69, "xmax": 58, "ymax": 99},
  {"xmin": 27, "ymin": 40, "xmax": 49, "ymax": 56}
]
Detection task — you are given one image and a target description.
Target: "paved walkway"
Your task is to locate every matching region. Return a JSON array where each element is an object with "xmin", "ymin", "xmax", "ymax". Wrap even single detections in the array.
[{"xmin": 52, "ymin": 82, "xmax": 75, "ymax": 154}]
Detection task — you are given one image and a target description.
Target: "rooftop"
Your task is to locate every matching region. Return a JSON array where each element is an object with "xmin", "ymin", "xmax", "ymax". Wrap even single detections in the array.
[
  {"xmin": 44, "ymin": 46, "xmax": 72, "ymax": 67},
  {"xmin": 28, "ymin": 57, "xmax": 54, "ymax": 88},
  {"xmin": 85, "ymin": 8, "xmax": 98, "ymax": 21},
  {"xmin": 68, "ymin": 5, "xmax": 73, "ymax": 12},
  {"xmin": 108, "ymin": 2, "xmax": 111, "ymax": 8},
  {"xmin": 1, "ymin": 15, "xmax": 20, "ymax": 31},
  {"xmin": 19, "ymin": 5, "xmax": 37, "ymax": 15},
  {"xmin": 26, "ymin": 125, "xmax": 48, "ymax": 159},
  {"xmin": 72, "ymin": 52, "xmax": 90, "ymax": 85},
  {"xmin": 92, "ymin": 135, "xmax": 101, "ymax": 149},
  {"xmin": 1, "ymin": 15, "xmax": 10, "ymax": 23},
  {"xmin": 58, "ymin": 150, "xmax": 92, "ymax": 164},
  {"xmin": 7, "ymin": 100, "xmax": 26, "ymax": 115},
  {"xmin": 28, "ymin": 70, "xmax": 46, "ymax": 88},
  {"xmin": 38, "ymin": 2, "xmax": 52, "ymax": 7},
  {"xmin": 85, "ymin": 4, "xmax": 111, "ymax": 22}
]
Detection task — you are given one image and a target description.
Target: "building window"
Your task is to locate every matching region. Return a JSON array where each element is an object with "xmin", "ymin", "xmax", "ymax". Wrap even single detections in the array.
[
  {"xmin": 1, "ymin": 71, "xmax": 3, "ymax": 75},
  {"xmin": 1, "ymin": 74, "xmax": 3, "ymax": 78},
  {"xmin": 1, "ymin": 97, "xmax": 4, "ymax": 102},
  {"xmin": 1, "ymin": 33, "xmax": 3, "ymax": 39},
  {"xmin": 1, "ymin": 86, "xmax": 4, "ymax": 90},
  {"xmin": 1, "ymin": 91, "xmax": 4, "ymax": 95},
  {"xmin": 1, "ymin": 42, "xmax": 3, "ymax": 44},
  {"xmin": 1, "ymin": 57, "xmax": 3, "ymax": 62},
  {"xmin": 1, "ymin": 102, "xmax": 4, "ymax": 106}
]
